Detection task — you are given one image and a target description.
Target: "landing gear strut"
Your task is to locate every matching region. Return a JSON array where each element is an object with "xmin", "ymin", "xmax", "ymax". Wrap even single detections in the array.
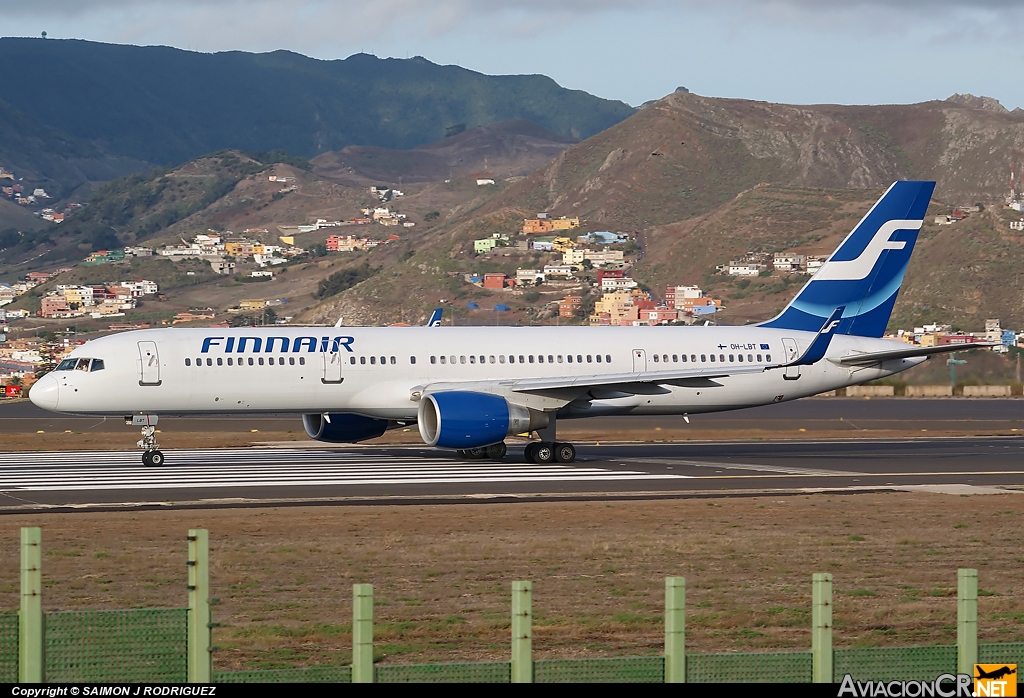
[
  {"xmin": 524, "ymin": 414, "xmax": 576, "ymax": 463},
  {"xmin": 127, "ymin": 414, "xmax": 164, "ymax": 467}
]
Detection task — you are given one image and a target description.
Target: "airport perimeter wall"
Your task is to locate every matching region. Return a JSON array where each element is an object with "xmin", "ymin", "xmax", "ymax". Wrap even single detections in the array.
[
  {"xmin": 7, "ymin": 528, "xmax": 1024, "ymax": 683},
  {"xmin": 822, "ymin": 385, "xmax": 1018, "ymax": 397}
]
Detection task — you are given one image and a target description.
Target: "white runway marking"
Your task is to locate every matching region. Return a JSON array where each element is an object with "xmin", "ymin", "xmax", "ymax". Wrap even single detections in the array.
[{"xmin": 0, "ymin": 449, "xmax": 687, "ymax": 492}]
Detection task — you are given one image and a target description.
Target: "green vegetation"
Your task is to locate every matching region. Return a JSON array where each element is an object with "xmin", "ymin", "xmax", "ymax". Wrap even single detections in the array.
[{"xmin": 314, "ymin": 263, "xmax": 380, "ymax": 300}]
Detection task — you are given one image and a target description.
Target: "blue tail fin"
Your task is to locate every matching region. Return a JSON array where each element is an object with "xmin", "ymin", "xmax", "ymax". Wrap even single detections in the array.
[
  {"xmin": 426, "ymin": 308, "xmax": 443, "ymax": 327},
  {"xmin": 759, "ymin": 181, "xmax": 934, "ymax": 338}
]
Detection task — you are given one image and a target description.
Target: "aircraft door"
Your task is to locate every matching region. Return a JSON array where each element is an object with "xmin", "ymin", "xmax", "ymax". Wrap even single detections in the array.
[
  {"xmin": 322, "ymin": 350, "xmax": 344, "ymax": 384},
  {"xmin": 782, "ymin": 338, "xmax": 800, "ymax": 380},
  {"xmin": 137, "ymin": 341, "xmax": 161, "ymax": 386},
  {"xmin": 632, "ymin": 349, "xmax": 647, "ymax": 372}
]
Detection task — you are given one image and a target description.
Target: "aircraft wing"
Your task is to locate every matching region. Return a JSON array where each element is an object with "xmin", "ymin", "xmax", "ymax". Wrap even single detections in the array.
[
  {"xmin": 508, "ymin": 364, "xmax": 771, "ymax": 392},
  {"xmin": 834, "ymin": 342, "xmax": 997, "ymax": 366}
]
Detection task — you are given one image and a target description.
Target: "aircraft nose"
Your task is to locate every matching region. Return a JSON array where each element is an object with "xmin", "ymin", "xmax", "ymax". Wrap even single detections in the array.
[{"xmin": 29, "ymin": 374, "xmax": 59, "ymax": 412}]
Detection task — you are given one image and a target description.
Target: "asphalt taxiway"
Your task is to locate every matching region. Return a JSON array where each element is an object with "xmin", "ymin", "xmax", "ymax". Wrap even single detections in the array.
[{"xmin": 0, "ymin": 437, "xmax": 1021, "ymax": 512}]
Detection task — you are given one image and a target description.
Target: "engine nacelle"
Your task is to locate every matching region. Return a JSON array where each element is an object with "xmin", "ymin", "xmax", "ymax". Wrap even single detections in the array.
[
  {"xmin": 417, "ymin": 391, "xmax": 548, "ymax": 449},
  {"xmin": 302, "ymin": 413, "xmax": 388, "ymax": 443}
]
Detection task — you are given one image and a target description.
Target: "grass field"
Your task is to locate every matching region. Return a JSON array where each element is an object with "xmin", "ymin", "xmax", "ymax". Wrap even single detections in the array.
[{"xmin": 1, "ymin": 492, "xmax": 1021, "ymax": 670}]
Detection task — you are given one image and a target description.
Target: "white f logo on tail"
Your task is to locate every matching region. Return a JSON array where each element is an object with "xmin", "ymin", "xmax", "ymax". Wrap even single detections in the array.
[{"xmin": 813, "ymin": 220, "xmax": 921, "ymax": 282}]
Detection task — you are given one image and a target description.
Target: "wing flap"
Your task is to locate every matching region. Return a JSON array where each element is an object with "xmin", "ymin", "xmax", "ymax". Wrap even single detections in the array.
[{"xmin": 509, "ymin": 364, "xmax": 769, "ymax": 392}]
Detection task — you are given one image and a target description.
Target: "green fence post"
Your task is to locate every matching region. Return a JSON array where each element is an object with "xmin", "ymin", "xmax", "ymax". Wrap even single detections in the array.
[
  {"xmin": 511, "ymin": 580, "xmax": 532, "ymax": 683},
  {"xmin": 957, "ymin": 568, "xmax": 978, "ymax": 675},
  {"xmin": 812, "ymin": 573, "xmax": 833, "ymax": 683},
  {"xmin": 19, "ymin": 527, "xmax": 43, "ymax": 683},
  {"xmin": 352, "ymin": 584, "xmax": 374, "ymax": 683},
  {"xmin": 187, "ymin": 529, "xmax": 211, "ymax": 683},
  {"xmin": 665, "ymin": 576, "xmax": 686, "ymax": 683}
]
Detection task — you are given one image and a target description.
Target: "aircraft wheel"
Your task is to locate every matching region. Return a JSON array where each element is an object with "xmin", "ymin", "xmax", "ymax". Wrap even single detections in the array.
[
  {"xmin": 486, "ymin": 442, "xmax": 507, "ymax": 461},
  {"xmin": 554, "ymin": 442, "xmax": 576, "ymax": 463},
  {"xmin": 142, "ymin": 450, "xmax": 165, "ymax": 467},
  {"xmin": 524, "ymin": 442, "xmax": 539, "ymax": 463},
  {"xmin": 534, "ymin": 442, "xmax": 556, "ymax": 464},
  {"xmin": 468, "ymin": 447, "xmax": 487, "ymax": 459}
]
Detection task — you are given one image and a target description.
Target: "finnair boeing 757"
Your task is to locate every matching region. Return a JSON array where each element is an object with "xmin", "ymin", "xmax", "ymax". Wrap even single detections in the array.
[{"xmin": 29, "ymin": 181, "xmax": 990, "ymax": 466}]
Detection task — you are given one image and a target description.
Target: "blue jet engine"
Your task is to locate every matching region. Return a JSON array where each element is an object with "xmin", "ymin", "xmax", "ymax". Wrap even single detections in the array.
[
  {"xmin": 302, "ymin": 413, "xmax": 389, "ymax": 443},
  {"xmin": 417, "ymin": 391, "xmax": 547, "ymax": 449}
]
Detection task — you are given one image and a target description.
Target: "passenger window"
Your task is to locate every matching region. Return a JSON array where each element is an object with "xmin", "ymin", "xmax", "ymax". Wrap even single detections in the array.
[
  {"xmin": 217, "ymin": 358, "xmax": 223, "ymax": 366},
  {"xmin": 391, "ymin": 357, "xmax": 396, "ymax": 365},
  {"xmin": 729, "ymin": 355, "xmax": 734, "ymax": 362},
  {"xmin": 299, "ymin": 357, "xmax": 305, "ymax": 366},
  {"xmin": 653, "ymin": 354, "xmax": 659, "ymax": 363},
  {"xmin": 606, "ymin": 355, "xmax": 611, "ymax": 363},
  {"xmin": 431, "ymin": 356, "xmax": 437, "ymax": 364},
  {"xmin": 289, "ymin": 357, "xmax": 295, "ymax": 365},
  {"xmin": 596, "ymin": 355, "xmax": 602, "ymax": 363},
  {"xmin": 350, "ymin": 356, "xmax": 356, "ymax": 364},
  {"xmin": 185, "ymin": 358, "xmax": 191, "ymax": 366},
  {"xmin": 440, "ymin": 356, "xmax": 446, "ymax": 364},
  {"xmin": 450, "ymin": 356, "xmax": 456, "ymax": 364},
  {"xmin": 489, "ymin": 356, "xmax": 495, "ymax": 364},
  {"xmin": 519, "ymin": 355, "xmax": 525, "ymax": 363},
  {"xmin": 248, "ymin": 358, "xmax": 254, "ymax": 366},
  {"xmin": 719, "ymin": 354, "xmax": 725, "ymax": 362},
  {"xmin": 577, "ymin": 355, "xmax": 583, "ymax": 363},
  {"xmin": 410, "ymin": 356, "xmax": 417, "ymax": 364},
  {"xmin": 567, "ymin": 355, "xmax": 573, "ymax": 363},
  {"xmin": 680, "ymin": 355, "xmax": 687, "ymax": 362},
  {"xmin": 228, "ymin": 357, "xmax": 234, "ymax": 366},
  {"xmin": 662, "ymin": 355, "xmax": 667, "ymax": 363},
  {"xmin": 269, "ymin": 357, "xmax": 275, "ymax": 365},
  {"xmin": 279, "ymin": 357, "xmax": 284, "ymax": 365},
  {"xmin": 381, "ymin": 356, "xmax": 387, "ymax": 365},
  {"xmin": 258, "ymin": 357, "xmax": 264, "ymax": 366},
  {"xmin": 470, "ymin": 355, "xmax": 476, "ymax": 364},
  {"xmin": 757, "ymin": 354, "xmax": 762, "ymax": 362},
  {"xmin": 747, "ymin": 354, "xmax": 753, "ymax": 362},
  {"xmin": 537, "ymin": 355, "xmax": 543, "ymax": 363},
  {"xmin": 370, "ymin": 356, "xmax": 376, "ymax": 365},
  {"xmin": 737, "ymin": 354, "xmax": 743, "ymax": 362},
  {"xmin": 557, "ymin": 355, "xmax": 563, "ymax": 363},
  {"xmin": 460, "ymin": 356, "xmax": 466, "ymax": 364},
  {"xmin": 529, "ymin": 355, "xmax": 535, "ymax": 363},
  {"xmin": 499, "ymin": 355, "xmax": 505, "ymax": 364},
  {"xmin": 548, "ymin": 355, "xmax": 554, "ymax": 363},
  {"xmin": 672, "ymin": 355, "xmax": 678, "ymax": 362},
  {"xmin": 586, "ymin": 355, "xmax": 592, "ymax": 363},
  {"xmin": 207, "ymin": 358, "xmax": 213, "ymax": 366},
  {"xmin": 480, "ymin": 356, "xmax": 485, "ymax": 364},
  {"xmin": 691, "ymin": 355, "xmax": 696, "ymax": 362},
  {"xmin": 766, "ymin": 354, "xmax": 772, "ymax": 362},
  {"xmin": 709, "ymin": 355, "xmax": 716, "ymax": 362}
]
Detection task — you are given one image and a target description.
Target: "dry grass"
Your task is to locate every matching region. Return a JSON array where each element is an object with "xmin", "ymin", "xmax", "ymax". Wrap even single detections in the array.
[{"xmin": 0, "ymin": 492, "xmax": 1022, "ymax": 670}]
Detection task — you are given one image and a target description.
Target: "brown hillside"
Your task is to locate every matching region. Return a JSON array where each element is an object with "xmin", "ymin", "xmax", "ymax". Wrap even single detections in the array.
[{"xmin": 311, "ymin": 119, "xmax": 575, "ymax": 186}]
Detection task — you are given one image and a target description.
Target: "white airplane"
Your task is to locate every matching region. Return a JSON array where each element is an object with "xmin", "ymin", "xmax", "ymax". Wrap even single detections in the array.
[{"xmin": 29, "ymin": 181, "xmax": 990, "ymax": 467}]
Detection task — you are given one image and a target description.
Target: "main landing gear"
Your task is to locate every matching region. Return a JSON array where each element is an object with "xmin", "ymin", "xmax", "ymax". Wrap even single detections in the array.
[
  {"xmin": 127, "ymin": 414, "xmax": 165, "ymax": 467},
  {"xmin": 524, "ymin": 414, "xmax": 576, "ymax": 463}
]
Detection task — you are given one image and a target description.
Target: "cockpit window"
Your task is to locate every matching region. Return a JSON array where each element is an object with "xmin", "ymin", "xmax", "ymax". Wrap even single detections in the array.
[{"xmin": 56, "ymin": 358, "xmax": 104, "ymax": 372}]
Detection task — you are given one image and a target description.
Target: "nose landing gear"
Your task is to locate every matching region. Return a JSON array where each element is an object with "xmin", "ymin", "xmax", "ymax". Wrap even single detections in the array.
[{"xmin": 127, "ymin": 414, "xmax": 165, "ymax": 467}]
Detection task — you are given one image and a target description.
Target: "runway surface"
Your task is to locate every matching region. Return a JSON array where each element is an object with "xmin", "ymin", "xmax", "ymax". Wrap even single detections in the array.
[{"xmin": 1, "ymin": 437, "xmax": 1022, "ymax": 511}]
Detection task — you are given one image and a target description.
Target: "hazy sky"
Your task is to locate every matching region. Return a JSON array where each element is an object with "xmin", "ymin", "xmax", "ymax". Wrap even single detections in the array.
[{"xmin": 3, "ymin": 0, "xmax": 1023, "ymax": 109}]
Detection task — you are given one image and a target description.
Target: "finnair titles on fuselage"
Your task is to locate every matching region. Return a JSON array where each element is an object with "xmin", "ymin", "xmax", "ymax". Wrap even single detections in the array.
[{"xmin": 30, "ymin": 181, "xmax": 989, "ymax": 466}]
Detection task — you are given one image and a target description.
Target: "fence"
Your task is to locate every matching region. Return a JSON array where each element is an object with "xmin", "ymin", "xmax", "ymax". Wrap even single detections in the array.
[{"xmin": 8, "ymin": 528, "xmax": 1024, "ymax": 683}]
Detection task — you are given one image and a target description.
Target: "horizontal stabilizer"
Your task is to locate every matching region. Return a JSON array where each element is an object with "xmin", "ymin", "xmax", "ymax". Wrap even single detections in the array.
[{"xmin": 834, "ymin": 342, "xmax": 996, "ymax": 366}]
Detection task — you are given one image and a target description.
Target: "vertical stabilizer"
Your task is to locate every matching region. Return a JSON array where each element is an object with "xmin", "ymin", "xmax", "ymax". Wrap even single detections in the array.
[{"xmin": 759, "ymin": 181, "xmax": 934, "ymax": 337}]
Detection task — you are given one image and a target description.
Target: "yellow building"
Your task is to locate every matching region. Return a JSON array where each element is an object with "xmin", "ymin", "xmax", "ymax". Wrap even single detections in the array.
[
  {"xmin": 239, "ymin": 299, "xmax": 267, "ymax": 310},
  {"xmin": 551, "ymin": 217, "xmax": 580, "ymax": 230},
  {"xmin": 552, "ymin": 237, "xmax": 575, "ymax": 252}
]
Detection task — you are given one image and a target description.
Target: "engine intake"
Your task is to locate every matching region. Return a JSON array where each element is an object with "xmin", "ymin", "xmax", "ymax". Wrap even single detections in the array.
[
  {"xmin": 302, "ymin": 413, "xmax": 388, "ymax": 443},
  {"xmin": 417, "ymin": 391, "xmax": 548, "ymax": 449}
]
